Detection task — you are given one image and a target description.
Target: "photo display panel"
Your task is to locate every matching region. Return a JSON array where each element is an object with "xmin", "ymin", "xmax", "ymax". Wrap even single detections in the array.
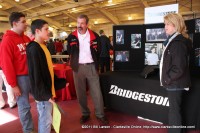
[
  {"xmin": 113, "ymin": 25, "xmax": 145, "ymax": 71},
  {"xmin": 112, "ymin": 19, "xmax": 199, "ymax": 76}
]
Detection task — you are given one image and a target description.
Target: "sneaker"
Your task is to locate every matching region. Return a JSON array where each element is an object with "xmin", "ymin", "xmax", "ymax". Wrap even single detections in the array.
[
  {"xmin": 9, "ymin": 103, "xmax": 17, "ymax": 109},
  {"xmin": 0, "ymin": 104, "xmax": 6, "ymax": 109},
  {"xmin": 80, "ymin": 115, "xmax": 90, "ymax": 124},
  {"xmin": 96, "ymin": 116, "xmax": 109, "ymax": 125}
]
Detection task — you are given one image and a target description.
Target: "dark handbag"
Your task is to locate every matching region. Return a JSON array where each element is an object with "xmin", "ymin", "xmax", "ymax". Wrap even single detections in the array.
[{"xmin": 54, "ymin": 74, "xmax": 67, "ymax": 90}]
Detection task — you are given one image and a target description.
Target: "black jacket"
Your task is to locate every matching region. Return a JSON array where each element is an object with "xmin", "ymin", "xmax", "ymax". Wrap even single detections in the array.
[
  {"xmin": 47, "ymin": 41, "xmax": 56, "ymax": 55},
  {"xmin": 26, "ymin": 41, "xmax": 52, "ymax": 101},
  {"xmin": 161, "ymin": 34, "xmax": 192, "ymax": 88},
  {"xmin": 99, "ymin": 35, "xmax": 113, "ymax": 57},
  {"xmin": 67, "ymin": 29, "xmax": 101, "ymax": 72}
]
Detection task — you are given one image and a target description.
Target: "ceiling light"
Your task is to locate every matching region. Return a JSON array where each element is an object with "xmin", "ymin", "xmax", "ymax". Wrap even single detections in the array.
[
  {"xmin": 71, "ymin": 8, "xmax": 77, "ymax": 13},
  {"xmin": 15, "ymin": 0, "xmax": 20, "ymax": 2},
  {"xmin": 49, "ymin": 26, "xmax": 54, "ymax": 31},
  {"xmin": 94, "ymin": 20, "xmax": 98, "ymax": 24},
  {"xmin": 46, "ymin": 14, "xmax": 50, "ymax": 17},
  {"xmin": 27, "ymin": 19, "xmax": 32, "ymax": 21},
  {"xmin": 0, "ymin": 5, "xmax": 2, "ymax": 8},
  {"xmin": 107, "ymin": 0, "xmax": 115, "ymax": 6},
  {"xmin": 69, "ymin": 24, "xmax": 72, "ymax": 27},
  {"xmin": 128, "ymin": 15, "xmax": 133, "ymax": 20}
]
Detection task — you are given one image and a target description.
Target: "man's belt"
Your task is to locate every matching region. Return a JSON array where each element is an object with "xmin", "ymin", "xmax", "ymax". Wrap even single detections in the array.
[{"xmin": 79, "ymin": 62, "xmax": 94, "ymax": 66}]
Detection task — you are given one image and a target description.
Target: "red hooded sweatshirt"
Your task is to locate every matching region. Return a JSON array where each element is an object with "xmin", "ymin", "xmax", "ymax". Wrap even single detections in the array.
[
  {"xmin": 0, "ymin": 40, "xmax": 2, "ymax": 68},
  {"xmin": 1, "ymin": 30, "xmax": 30, "ymax": 87}
]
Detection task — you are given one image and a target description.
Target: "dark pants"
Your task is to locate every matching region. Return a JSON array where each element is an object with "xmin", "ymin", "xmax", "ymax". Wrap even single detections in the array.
[
  {"xmin": 167, "ymin": 89, "xmax": 185, "ymax": 133},
  {"xmin": 100, "ymin": 57, "xmax": 110, "ymax": 73}
]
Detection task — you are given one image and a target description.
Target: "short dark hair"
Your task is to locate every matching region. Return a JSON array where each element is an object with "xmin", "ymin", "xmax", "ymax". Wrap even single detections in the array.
[
  {"xmin": 9, "ymin": 12, "xmax": 26, "ymax": 27},
  {"xmin": 31, "ymin": 19, "xmax": 48, "ymax": 35},
  {"xmin": 78, "ymin": 14, "xmax": 89, "ymax": 24},
  {"xmin": 99, "ymin": 30, "xmax": 104, "ymax": 34},
  {"xmin": 150, "ymin": 47, "xmax": 156, "ymax": 51}
]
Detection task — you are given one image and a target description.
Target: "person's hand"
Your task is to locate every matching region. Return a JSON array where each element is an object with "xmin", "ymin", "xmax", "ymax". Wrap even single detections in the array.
[
  {"xmin": 13, "ymin": 86, "xmax": 21, "ymax": 97},
  {"xmin": 49, "ymin": 98, "xmax": 55, "ymax": 104},
  {"xmin": 66, "ymin": 83, "xmax": 69, "ymax": 87}
]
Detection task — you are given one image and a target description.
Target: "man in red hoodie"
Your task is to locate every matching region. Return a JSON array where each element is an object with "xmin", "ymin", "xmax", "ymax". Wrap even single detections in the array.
[
  {"xmin": 1, "ymin": 12, "xmax": 34, "ymax": 133},
  {"xmin": 0, "ymin": 32, "xmax": 16, "ymax": 109}
]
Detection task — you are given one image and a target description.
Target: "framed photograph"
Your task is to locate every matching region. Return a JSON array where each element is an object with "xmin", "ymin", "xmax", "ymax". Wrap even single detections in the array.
[
  {"xmin": 146, "ymin": 28, "xmax": 167, "ymax": 42},
  {"xmin": 116, "ymin": 30, "xmax": 124, "ymax": 44},
  {"xmin": 195, "ymin": 19, "xmax": 200, "ymax": 33},
  {"xmin": 195, "ymin": 48, "xmax": 200, "ymax": 66},
  {"xmin": 145, "ymin": 43, "xmax": 163, "ymax": 65},
  {"xmin": 115, "ymin": 51, "xmax": 129, "ymax": 62},
  {"xmin": 131, "ymin": 34, "xmax": 141, "ymax": 49}
]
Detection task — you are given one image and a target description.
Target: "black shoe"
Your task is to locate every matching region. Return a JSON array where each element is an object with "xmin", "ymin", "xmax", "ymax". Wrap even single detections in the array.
[
  {"xmin": 80, "ymin": 115, "xmax": 90, "ymax": 124},
  {"xmin": 97, "ymin": 117, "xmax": 109, "ymax": 125},
  {"xmin": 104, "ymin": 107, "xmax": 110, "ymax": 112}
]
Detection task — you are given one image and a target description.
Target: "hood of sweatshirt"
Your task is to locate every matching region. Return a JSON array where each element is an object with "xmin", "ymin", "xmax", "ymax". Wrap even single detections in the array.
[{"xmin": 4, "ymin": 30, "xmax": 27, "ymax": 40}]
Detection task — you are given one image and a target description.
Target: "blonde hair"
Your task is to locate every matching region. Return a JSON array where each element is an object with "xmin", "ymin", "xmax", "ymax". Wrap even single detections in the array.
[{"xmin": 164, "ymin": 13, "xmax": 189, "ymax": 38}]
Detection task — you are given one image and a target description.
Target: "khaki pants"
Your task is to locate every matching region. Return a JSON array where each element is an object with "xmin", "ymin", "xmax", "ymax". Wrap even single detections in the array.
[{"xmin": 73, "ymin": 63, "xmax": 104, "ymax": 118}]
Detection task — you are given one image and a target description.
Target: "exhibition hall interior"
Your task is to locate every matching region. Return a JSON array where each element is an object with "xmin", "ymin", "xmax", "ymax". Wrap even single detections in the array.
[{"xmin": 0, "ymin": 0, "xmax": 200, "ymax": 133}]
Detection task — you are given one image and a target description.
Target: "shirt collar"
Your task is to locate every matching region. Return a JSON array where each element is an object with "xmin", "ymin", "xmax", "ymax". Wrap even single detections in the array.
[{"xmin": 77, "ymin": 29, "xmax": 88, "ymax": 39}]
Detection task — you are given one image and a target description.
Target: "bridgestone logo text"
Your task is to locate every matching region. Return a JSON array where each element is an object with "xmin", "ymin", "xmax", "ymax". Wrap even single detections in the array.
[{"xmin": 109, "ymin": 85, "xmax": 169, "ymax": 106}]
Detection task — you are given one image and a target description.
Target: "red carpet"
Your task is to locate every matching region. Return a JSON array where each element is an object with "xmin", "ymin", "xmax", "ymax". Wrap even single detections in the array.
[{"xmin": 0, "ymin": 92, "xmax": 199, "ymax": 133}]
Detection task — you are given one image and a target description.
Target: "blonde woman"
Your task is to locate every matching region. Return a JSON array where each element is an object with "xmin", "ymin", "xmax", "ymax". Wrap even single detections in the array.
[{"xmin": 160, "ymin": 13, "xmax": 192, "ymax": 133}]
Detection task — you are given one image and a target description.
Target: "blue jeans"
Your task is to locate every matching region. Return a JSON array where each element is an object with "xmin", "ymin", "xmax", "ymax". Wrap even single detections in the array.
[
  {"xmin": 17, "ymin": 76, "xmax": 34, "ymax": 133},
  {"xmin": 37, "ymin": 101, "xmax": 52, "ymax": 133}
]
